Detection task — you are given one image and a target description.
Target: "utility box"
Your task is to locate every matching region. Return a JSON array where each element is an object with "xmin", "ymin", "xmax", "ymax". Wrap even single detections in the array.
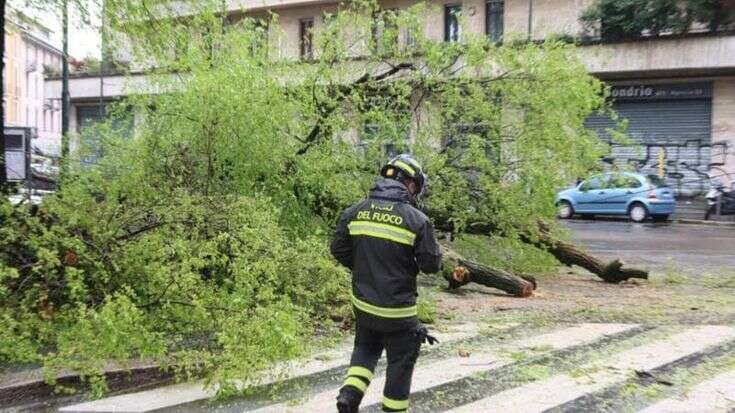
[{"xmin": 4, "ymin": 127, "xmax": 34, "ymax": 182}]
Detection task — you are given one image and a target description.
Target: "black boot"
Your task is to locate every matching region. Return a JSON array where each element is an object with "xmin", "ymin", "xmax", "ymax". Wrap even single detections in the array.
[{"xmin": 336, "ymin": 386, "xmax": 362, "ymax": 413}]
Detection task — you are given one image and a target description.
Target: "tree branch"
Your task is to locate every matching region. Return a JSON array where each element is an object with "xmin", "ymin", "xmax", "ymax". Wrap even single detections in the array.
[{"xmin": 295, "ymin": 62, "xmax": 415, "ymax": 156}]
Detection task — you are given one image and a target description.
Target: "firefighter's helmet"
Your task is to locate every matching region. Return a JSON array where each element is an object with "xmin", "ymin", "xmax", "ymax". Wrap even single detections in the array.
[{"xmin": 380, "ymin": 154, "xmax": 426, "ymax": 194}]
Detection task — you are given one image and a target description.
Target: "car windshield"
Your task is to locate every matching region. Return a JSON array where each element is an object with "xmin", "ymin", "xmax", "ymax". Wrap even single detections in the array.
[{"xmin": 646, "ymin": 175, "xmax": 669, "ymax": 188}]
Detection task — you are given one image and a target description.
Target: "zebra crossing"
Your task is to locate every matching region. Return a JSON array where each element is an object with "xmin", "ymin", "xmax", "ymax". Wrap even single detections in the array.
[
  {"xmin": 640, "ymin": 371, "xmax": 735, "ymax": 413},
  {"xmin": 447, "ymin": 325, "xmax": 735, "ymax": 413},
  {"xmin": 59, "ymin": 322, "xmax": 735, "ymax": 413}
]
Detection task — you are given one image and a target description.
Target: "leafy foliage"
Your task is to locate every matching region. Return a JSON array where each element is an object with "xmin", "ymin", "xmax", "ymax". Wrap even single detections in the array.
[
  {"xmin": 684, "ymin": 0, "xmax": 735, "ymax": 32},
  {"xmin": 581, "ymin": 0, "xmax": 734, "ymax": 42},
  {"xmin": 2, "ymin": 0, "xmax": 608, "ymax": 397}
]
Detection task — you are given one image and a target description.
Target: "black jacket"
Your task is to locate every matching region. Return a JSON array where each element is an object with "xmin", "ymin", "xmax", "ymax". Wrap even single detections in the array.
[{"xmin": 331, "ymin": 179, "xmax": 442, "ymax": 329}]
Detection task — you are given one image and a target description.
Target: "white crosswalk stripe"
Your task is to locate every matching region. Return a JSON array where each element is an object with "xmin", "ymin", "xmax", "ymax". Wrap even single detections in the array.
[
  {"xmin": 638, "ymin": 370, "xmax": 735, "ymax": 413},
  {"xmin": 250, "ymin": 323, "xmax": 638, "ymax": 413},
  {"xmin": 55, "ymin": 323, "xmax": 735, "ymax": 413},
  {"xmin": 58, "ymin": 323, "xmax": 483, "ymax": 413},
  {"xmin": 448, "ymin": 325, "xmax": 735, "ymax": 413}
]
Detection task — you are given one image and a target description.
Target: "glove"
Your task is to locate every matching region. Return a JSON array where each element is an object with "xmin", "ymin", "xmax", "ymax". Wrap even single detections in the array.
[
  {"xmin": 452, "ymin": 265, "xmax": 470, "ymax": 283},
  {"xmin": 414, "ymin": 325, "xmax": 439, "ymax": 345}
]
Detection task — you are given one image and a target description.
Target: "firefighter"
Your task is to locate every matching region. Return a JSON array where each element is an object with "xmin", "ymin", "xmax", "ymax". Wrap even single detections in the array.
[{"xmin": 330, "ymin": 154, "xmax": 452, "ymax": 413}]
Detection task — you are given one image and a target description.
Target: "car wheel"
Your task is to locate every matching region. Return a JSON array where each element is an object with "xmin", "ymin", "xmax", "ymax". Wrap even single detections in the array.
[
  {"xmin": 652, "ymin": 214, "xmax": 669, "ymax": 222},
  {"xmin": 557, "ymin": 201, "xmax": 574, "ymax": 219},
  {"xmin": 629, "ymin": 203, "xmax": 649, "ymax": 223}
]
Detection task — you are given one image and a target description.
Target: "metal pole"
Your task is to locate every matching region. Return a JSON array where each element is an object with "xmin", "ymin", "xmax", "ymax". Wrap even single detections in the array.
[
  {"xmin": 25, "ymin": 131, "xmax": 31, "ymax": 204},
  {"xmin": 1, "ymin": 6, "xmax": 8, "ymax": 191},
  {"xmin": 99, "ymin": 0, "xmax": 105, "ymax": 120},
  {"xmin": 527, "ymin": 0, "xmax": 534, "ymax": 40},
  {"xmin": 61, "ymin": 0, "xmax": 70, "ymax": 159},
  {"xmin": 658, "ymin": 149, "xmax": 665, "ymax": 178},
  {"xmin": 221, "ymin": 0, "xmax": 227, "ymax": 32}
]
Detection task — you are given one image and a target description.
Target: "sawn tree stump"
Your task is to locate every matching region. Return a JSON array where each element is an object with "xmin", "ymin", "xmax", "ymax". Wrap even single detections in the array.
[{"xmin": 440, "ymin": 246, "xmax": 536, "ymax": 297}]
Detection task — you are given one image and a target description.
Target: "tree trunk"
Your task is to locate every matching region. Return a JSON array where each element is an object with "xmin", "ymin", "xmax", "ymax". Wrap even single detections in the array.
[
  {"xmin": 440, "ymin": 246, "xmax": 536, "ymax": 297},
  {"xmin": 431, "ymin": 214, "xmax": 648, "ymax": 284},
  {"xmin": 531, "ymin": 228, "xmax": 648, "ymax": 283}
]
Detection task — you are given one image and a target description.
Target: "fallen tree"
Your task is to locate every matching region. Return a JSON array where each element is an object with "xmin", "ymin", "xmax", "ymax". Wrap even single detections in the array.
[
  {"xmin": 432, "ymin": 220, "xmax": 648, "ymax": 294},
  {"xmin": 0, "ymin": 0, "xmax": 653, "ymax": 398},
  {"xmin": 531, "ymin": 226, "xmax": 649, "ymax": 283}
]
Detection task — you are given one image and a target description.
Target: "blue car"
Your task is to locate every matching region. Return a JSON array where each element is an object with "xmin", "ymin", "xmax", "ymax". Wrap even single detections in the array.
[{"xmin": 556, "ymin": 172, "xmax": 676, "ymax": 222}]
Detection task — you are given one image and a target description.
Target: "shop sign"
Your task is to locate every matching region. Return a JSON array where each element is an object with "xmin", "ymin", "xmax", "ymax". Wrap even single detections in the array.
[{"xmin": 609, "ymin": 82, "xmax": 712, "ymax": 101}]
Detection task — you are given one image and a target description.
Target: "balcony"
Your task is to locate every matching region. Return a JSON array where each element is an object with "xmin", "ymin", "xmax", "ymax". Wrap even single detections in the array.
[
  {"xmin": 44, "ymin": 71, "xmax": 179, "ymax": 102},
  {"xmin": 226, "ymin": 0, "xmax": 333, "ymax": 12},
  {"xmin": 577, "ymin": 33, "xmax": 735, "ymax": 79}
]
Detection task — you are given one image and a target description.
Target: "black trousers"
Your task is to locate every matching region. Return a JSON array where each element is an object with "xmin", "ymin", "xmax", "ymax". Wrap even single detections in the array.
[{"xmin": 340, "ymin": 319, "xmax": 422, "ymax": 412}]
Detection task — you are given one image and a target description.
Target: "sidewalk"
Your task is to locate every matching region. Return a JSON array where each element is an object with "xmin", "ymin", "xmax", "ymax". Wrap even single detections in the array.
[{"xmin": 674, "ymin": 198, "xmax": 735, "ymax": 224}]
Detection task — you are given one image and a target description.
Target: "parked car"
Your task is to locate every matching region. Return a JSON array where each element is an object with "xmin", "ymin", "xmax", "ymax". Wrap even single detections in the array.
[{"xmin": 556, "ymin": 172, "xmax": 676, "ymax": 223}]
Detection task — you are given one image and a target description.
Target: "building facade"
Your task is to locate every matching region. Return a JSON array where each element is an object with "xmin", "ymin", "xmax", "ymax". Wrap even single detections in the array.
[
  {"xmin": 3, "ymin": 8, "xmax": 63, "ymax": 154},
  {"xmin": 46, "ymin": 0, "xmax": 735, "ymax": 194}
]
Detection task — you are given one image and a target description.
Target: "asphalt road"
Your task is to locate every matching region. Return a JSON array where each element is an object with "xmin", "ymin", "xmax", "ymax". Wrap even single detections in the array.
[{"xmin": 564, "ymin": 219, "xmax": 735, "ymax": 272}]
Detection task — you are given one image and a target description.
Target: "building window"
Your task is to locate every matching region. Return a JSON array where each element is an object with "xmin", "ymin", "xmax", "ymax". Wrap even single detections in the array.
[
  {"xmin": 444, "ymin": 4, "xmax": 462, "ymax": 42},
  {"xmin": 372, "ymin": 9, "xmax": 398, "ymax": 55},
  {"xmin": 486, "ymin": 0, "xmax": 504, "ymax": 43},
  {"xmin": 361, "ymin": 123, "xmax": 410, "ymax": 158},
  {"xmin": 299, "ymin": 18, "xmax": 314, "ymax": 60},
  {"xmin": 404, "ymin": 28, "xmax": 417, "ymax": 49},
  {"xmin": 77, "ymin": 104, "xmax": 134, "ymax": 164},
  {"xmin": 250, "ymin": 19, "xmax": 269, "ymax": 56}
]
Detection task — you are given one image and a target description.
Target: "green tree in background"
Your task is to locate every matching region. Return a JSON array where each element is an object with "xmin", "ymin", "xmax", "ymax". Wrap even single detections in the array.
[{"xmin": 581, "ymin": 0, "xmax": 734, "ymax": 42}]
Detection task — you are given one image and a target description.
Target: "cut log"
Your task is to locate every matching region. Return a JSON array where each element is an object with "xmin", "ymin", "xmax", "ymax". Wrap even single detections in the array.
[{"xmin": 441, "ymin": 246, "xmax": 536, "ymax": 297}]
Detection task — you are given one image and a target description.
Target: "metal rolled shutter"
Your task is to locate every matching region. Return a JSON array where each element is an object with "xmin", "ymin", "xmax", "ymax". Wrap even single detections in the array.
[
  {"xmin": 585, "ymin": 99, "xmax": 713, "ymax": 197},
  {"xmin": 585, "ymin": 99, "xmax": 712, "ymax": 144}
]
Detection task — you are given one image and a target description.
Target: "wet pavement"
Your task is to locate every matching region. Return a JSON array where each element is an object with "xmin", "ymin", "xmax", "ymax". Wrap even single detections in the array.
[{"xmin": 564, "ymin": 219, "xmax": 735, "ymax": 272}]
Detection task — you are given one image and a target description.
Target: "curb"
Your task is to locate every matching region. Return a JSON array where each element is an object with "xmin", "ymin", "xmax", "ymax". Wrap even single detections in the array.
[
  {"xmin": 0, "ymin": 365, "xmax": 173, "ymax": 409},
  {"xmin": 563, "ymin": 216, "xmax": 735, "ymax": 227},
  {"xmin": 673, "ymin": 218, "xmax": 735, "ymax": 227}
]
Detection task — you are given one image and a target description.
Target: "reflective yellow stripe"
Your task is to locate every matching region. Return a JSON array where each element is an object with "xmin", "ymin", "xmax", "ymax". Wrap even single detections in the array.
[
  {"xmin": 347, "ymin": 366, "xmax": 374, "ymax": 381},
  {"xmin": 349, "ymin": 228, "xmax": 412, "ymax": 246},
  {"xmin": 343, "ymin": 376, "xmax": 368, "ymax": 393},
  {"xmin": 351, "ymin": 293, "xmax": 417, "ymax": 318},
  {"xmin": 392, "ymin": 160, "xmax": 416, "ymax": 176},
  {"xmin": 349, "ymin": 220, "xmax": 415, "ymax": 238},
  {"xmin": 348, "ymin": 221, "xmax": 415, "ymax": 246},
  {"xmin": 383, "ymin": 396, "xmax": 409, "ymax": 410}
]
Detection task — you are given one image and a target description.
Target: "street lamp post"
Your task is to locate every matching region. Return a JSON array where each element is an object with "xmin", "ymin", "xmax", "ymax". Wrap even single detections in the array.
[
  {"xmin": 527, "ymin": 0, "xmax": 534, "ymax": 40},
  {"xmin": 61, "ymin": 0, "xmax": 70, "ymax": 159},
  {"xmin": 99, "ymin": 0, "xmax": 105, "ymax": 120}
]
